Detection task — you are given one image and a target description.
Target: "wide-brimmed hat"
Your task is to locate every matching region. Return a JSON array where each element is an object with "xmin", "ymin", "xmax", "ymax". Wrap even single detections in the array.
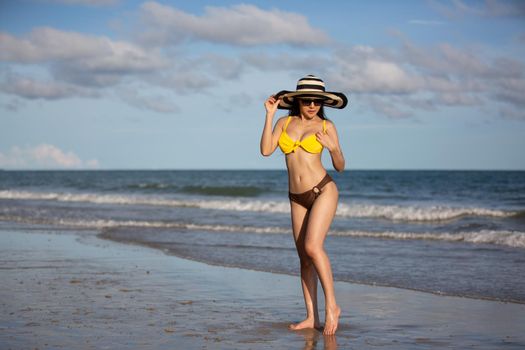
[{"xmin": 274, "ymin": 75, "xmax": 348, "ymax": 109}]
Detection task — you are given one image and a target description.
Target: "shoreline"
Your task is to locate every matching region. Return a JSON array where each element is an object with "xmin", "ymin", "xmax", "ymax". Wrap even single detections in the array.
[
  {"xmin": 98, "ymin": 230, "xmax": 525, "ymax": 305},
  {"xmin": 1, "ymin": 227, "xmax": 525, "ymax": 349}
]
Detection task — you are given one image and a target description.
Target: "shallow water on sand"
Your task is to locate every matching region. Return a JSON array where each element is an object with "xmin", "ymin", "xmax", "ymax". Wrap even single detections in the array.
[{"xmin": 1, "ymin": 228, "xmax": 525, "ymax": 349}]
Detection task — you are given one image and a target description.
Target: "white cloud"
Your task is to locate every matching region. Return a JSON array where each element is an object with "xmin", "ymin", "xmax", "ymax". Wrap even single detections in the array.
[
  {"xmin": 493, "ymin": 77, "xmax": 525, "ymax": 106},
  {"xmin": 138, "ymin": 2, "xmax": 330, "ymax": 47},
  {"xmin": 319, "ymin": 40, "xmax": 525, "ymax": 119},
  {"xmin": 1, "ymin": 73, "xmax": 97, "ymax": 100},
  {"xmin": 436, "ymin": 92, "xmax": 482, "ymax": 106},
  {"xmin": 0, "ymin": 4, "xmax": 523, "ymax": 122},
  {"xmin": 430, "ymin": 0, "xmax": 525, "ymax": 19},
  {"xmin": 0, "ymin": 4, "xmax": 325, "ymax": 112},
  {"xmin": 199, "ymin": 54, "xmax": 244, "ymax": 80},
  {"xmin": 361, "ymin": 95, "xmax": 414, "ymax": 119},
  {"xmin": 0, "ymin": 27, "xmax": 168, "ymax": 86},
  {"xmin": 398, "ymin": 39, "xmax": 525, "ymax": 110},
  {"xmin": 362, "ymin": 60, "xmax": 419, "ymax": 93},
  {"xmin": 44, "ymin": 0, "xmax": 119, "ymax": 6},
  {"xmin": 0, "ymin": 144, "xmax": 100, "ymax": 169},
  {"xmin": 145, "ymin": 69, "xmax": 216, "ymax": 95},
  {"xmin": 0, "ymin": 26, "xmax": 172, "ymax": 106},
  {"xmin": 117, "ymin": 87, "xmax": 180, "ymax": 114},
  {"xmin": 0, "ymin": 24, "xmax": 251, "ymax": 103},
  {"xmin": 234, "ymin": 37, "xmax": 525, "ymax": 120},
  {"xmin": 400, "ymin": 40, "xmax": 493, "ymax": 78},
  {"xmin": 1, "ymin": 27, "xmax": 108, "ymax": 62},
  {"xmin": 328, "ymin": 46, "xmax": 421, "ymax": 95}
]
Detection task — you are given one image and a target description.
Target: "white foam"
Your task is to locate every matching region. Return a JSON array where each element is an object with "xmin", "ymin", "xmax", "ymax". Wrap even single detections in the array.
[
  {"xmin": 1, "ymin": 212, "xmax": 523, "ymax": 249},
  {"xmin": 0, "ymin": 214, "xmax": 291, "ymax": 234},
  {"xmin": 0, "ymin": 190, "xmax": 290, "ymax": 213},
  {"xmin": 196, "ymin": 199, "xmax": 290, "ymax": 213},
  {"xmin": 0, "ymin": 189, "xmax": 517, "ymax": 221},
  {"xmin": 336, "ymin": 203, "xmax": 512, "ymax": 221},
  {"xmin": 0, "ymin": 190, "xmax": 194, "ymax": 207},
  {"xmin": 331, "ymin": 229, "xmax": 525, "ymax": 248}
]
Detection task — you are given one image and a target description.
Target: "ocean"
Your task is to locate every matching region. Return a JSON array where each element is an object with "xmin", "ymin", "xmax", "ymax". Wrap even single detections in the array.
[{"xmin": 1, "ymin": 170, "xmax": 524, "ymax": 303}]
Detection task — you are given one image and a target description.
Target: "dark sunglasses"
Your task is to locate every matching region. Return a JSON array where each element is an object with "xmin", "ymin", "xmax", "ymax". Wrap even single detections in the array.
[{"xmin": 299, "ymin": 98, "xmax": 324, "ymax": 106}]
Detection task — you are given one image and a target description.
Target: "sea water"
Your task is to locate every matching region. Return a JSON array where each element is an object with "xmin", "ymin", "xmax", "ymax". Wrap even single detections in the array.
[{"xmin": 1, "ymin": 170, "xmax": 524, "ymax": 303}]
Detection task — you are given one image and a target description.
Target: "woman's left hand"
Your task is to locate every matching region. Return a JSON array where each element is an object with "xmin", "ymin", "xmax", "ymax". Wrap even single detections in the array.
[{"xmin": 316, "ymin": 129, "xmax": 337, "ymax": 152}]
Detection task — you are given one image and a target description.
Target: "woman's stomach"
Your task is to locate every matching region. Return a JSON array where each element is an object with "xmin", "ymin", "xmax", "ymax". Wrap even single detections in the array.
[{"xmin": 285, "ymin": 153, "xmax": 327, "ymax": 192}]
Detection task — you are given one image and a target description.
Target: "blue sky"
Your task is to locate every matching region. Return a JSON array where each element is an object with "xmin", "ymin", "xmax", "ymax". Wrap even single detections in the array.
[{"xmin": 1, "ymin": 0, "xmax": 524, "ymax": 170}]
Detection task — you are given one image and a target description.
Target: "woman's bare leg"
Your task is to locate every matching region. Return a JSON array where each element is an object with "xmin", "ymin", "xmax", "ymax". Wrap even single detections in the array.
[
  {"xmin": 289, "ymin": 201, "xmax": 320, "ymax": 330},
  {"xmin": 304, "ymin": 183, "xmax": 341, "ymax": 335}
]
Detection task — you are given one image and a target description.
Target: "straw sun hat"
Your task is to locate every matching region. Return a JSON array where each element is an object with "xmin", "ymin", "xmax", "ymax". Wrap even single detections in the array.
[{"xmin": 274, "ymin": 75, "xmax": 348, "ymax": 109}]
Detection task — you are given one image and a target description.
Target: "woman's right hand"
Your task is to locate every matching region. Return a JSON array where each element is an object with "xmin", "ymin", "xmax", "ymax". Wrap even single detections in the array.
[{"xmin": 264, "ymin": 95, "xmax": 280, "ymax": 116}]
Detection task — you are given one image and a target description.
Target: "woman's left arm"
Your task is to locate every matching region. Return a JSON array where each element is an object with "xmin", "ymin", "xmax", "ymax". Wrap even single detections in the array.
[{"xmin": 316, "ymin": 121, "xmax": 345, "ymax": 172}]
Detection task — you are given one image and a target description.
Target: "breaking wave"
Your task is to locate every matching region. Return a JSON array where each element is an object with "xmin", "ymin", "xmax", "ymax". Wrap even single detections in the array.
[
  {"xmin": 1, "ymin": 213, "xmax": 523, "ymax": 249},
  {"xmin": 0, "ymin": 190, "xmax": 517, "ymax": 222}
]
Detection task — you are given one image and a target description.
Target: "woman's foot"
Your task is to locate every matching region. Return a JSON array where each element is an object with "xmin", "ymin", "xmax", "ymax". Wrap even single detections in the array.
[
  {"xmin": 288, "ymin": 317, "xmax": 320, "ymax": 331},
  {"xmin": 323, "ymin": 305, "xmax": 341, "ymax": 335}
]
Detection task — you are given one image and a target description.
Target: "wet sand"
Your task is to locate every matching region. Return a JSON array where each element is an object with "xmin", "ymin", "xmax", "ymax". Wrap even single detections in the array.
[{"xmin": 1, "ymin": 227, "xmax": 524, "ymax": 349}]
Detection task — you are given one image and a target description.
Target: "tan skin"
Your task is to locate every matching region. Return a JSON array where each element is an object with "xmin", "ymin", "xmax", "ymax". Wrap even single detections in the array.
[{"xmin": 260, "ymin": 95, "xmax": 345, "ymax": 336}]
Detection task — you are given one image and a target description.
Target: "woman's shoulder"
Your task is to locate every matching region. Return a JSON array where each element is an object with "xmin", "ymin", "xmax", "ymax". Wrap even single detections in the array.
[
  {"xmin": 276, "ymin": 115, "xmax": 291, "ymax": 124},
  {"xmin": 323, "ymin": 118, "xmax": 338, "ymax": 131},
  {"xmin": 275, "ymin": 115, "xmax": 291, "ymax": 129},
  {"xmin": 323, "ymin": 118, "xmax": 335, "ymax": 126}
]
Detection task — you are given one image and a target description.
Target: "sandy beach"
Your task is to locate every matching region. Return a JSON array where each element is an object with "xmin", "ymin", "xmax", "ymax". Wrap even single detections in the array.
[{"xmin": 1, "ymin": 226, "xmax": 524, "ymax": 349}]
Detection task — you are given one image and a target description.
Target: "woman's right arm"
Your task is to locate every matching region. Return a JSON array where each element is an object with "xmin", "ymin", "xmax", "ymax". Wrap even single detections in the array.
[{"xmin": 260, "ymin": 95, "xmax": 285, "ymax": 156}]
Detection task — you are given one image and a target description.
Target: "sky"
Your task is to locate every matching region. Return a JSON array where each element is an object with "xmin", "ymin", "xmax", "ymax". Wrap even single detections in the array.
[{"xmin": 0, "ymin": 0, "xmax": 524, "ymax": 170}]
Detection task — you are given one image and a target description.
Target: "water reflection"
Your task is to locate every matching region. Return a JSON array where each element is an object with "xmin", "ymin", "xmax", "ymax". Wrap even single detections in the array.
[{"xmin": 296, "ymin": 329, "xmax": 339, "ymax": 350}]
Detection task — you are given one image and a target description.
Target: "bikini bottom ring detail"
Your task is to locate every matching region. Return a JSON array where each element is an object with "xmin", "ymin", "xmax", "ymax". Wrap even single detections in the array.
[{"xmin": 289, "ymin": 173, "xmax": 334, "ymax": 210}]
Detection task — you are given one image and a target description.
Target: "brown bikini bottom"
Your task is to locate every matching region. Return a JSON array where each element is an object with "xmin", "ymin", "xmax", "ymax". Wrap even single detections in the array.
[{"xmin": 288, "ymin": 173, "xmax": 334, "ymax": 210}]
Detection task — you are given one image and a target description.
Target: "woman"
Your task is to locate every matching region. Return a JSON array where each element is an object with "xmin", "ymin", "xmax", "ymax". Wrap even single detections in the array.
[{"xmin": 260, "ymin": 75, "xmax": 347, "ymax": 336}]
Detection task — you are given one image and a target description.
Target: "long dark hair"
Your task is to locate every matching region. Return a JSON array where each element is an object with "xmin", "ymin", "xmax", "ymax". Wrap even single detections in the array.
[{"xmin": 288, "ymin": 100, "xmax": 327, "ymax": 120}]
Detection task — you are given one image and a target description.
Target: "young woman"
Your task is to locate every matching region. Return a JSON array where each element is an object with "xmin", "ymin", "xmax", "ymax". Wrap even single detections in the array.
[{"xmin": 260, "ymin": 75, "xmax": 347, "ymax": 336}]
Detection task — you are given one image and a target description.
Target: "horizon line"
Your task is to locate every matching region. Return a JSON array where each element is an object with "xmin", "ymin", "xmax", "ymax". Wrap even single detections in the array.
[{"xmin": 1, "ymin": 168, "xmax": 524, "ymax": 172}]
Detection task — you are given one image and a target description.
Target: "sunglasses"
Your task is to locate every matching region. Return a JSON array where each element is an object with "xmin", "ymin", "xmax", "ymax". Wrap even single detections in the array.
[{"xmin": 299, "ymin": 98, "xmax": 324, "ymax": 106}]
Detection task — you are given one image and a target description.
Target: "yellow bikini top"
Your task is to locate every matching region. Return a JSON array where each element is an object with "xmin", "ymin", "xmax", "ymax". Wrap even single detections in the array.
[{"xmin": 278, "ymin": 116, "xmax": 326, "ymax": 154}]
